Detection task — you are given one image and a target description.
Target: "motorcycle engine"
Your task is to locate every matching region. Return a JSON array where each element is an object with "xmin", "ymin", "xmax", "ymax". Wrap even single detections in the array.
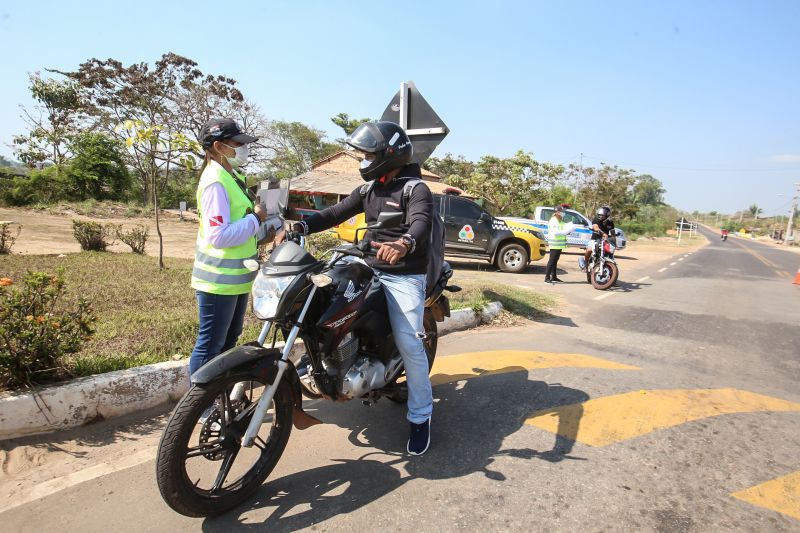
[{"xmin": 317, "ymin": 333, "xmax": 404, "ymax": 399}]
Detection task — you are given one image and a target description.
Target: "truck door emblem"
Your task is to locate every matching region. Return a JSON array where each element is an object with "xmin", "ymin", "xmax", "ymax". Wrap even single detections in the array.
[{"xmin": 459, "ymin": 225, "xmax": 475, "ymax": 242}]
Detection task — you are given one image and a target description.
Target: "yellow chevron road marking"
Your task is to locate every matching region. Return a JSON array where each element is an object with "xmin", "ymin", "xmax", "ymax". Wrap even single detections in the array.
[
  {"xmin": 525, "ymin": 388, "xmax": 800, "ymax": 446},
  {"xmin": 732, "ymin": 471, "xmax": 800, "ymax": 520},
  {"xmin": 430, "ymin": 350, "xmax": 639, "ymax": 386}
]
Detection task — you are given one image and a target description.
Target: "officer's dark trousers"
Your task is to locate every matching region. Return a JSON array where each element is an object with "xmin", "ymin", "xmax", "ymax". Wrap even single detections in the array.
[{"xmin": 545, "ymin": 249, "xmax": 563, "ymax": 280}]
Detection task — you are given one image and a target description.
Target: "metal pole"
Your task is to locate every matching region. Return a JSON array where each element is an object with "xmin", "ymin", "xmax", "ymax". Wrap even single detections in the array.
[
  {"xmin": 398, "ymin": 82, "xmax": 409, "ymax": 129},
  {"xmin": 785, "ymin": 183, "xmax": 799, "ymax": 246},
  {"xmin": 678, "ymin": 221, "xmax": 683, "ymax": 244}
]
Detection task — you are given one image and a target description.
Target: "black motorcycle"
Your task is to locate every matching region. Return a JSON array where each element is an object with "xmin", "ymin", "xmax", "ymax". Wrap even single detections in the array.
[{"xmin": 156, "ymin": 212, "xmax": 456, "ymax": 517}]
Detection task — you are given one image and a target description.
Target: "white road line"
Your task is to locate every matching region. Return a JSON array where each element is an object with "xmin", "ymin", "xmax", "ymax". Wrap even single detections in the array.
[
  {"xmin": 0, "ymin": 448, "xmax": 155, "ymax": 513},
  {"xmin": 636, "ymin": 276, "xmax": 650, "ymax": 282},
  {"xmin": 678, "ymin": 258, "xmax": 684, "ymax": 261},
  {"xmin": 670, "ymin": 262, "xmax": 677, "ymax": 266},
  {"xmin": 658, "ymin": 267, "xmax": 668, "ymax": 273},
  {"xmin": 593, "ymin": 292, "xmax": 613, "ymax": 301}
]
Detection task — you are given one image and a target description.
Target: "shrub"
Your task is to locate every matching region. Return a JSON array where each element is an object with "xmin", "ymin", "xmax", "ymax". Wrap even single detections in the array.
[
  {"xmin": 72, "ymin": 220, "xmax": 118, "ymax": 251},
  {"xmin": 0, "ymin": 271, "xmax": 96, "ymax": 390},
  {"xmin": 0, "ymin": 222, "xmax": 21, "ymax": 254},
  {"xmin": 116, "ymin": 224, "xmax": 149, "ymax": 254}
]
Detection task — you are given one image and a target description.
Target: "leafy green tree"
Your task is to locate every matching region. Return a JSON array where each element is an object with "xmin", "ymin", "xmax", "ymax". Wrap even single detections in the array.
[
  {"xmin": 570, "ymin": 163, "xmax": 637, "ymax": 219},
  {"xmin": 632, "ymin": 175, "xmax": 665, "ymax": 206},
  {"xmin": 62, "ymin": 53, "xmax": 246, "ymax": 203},
  {"xmin": 66, "ymin": 132, "xmax": 131, "ymax": 200},
  {"xmin": 263, "ymin": 121, "xmax": 340, "ymax": 179},
  {"xmin": 424, "ymin": 153, "xmax": 476, "ymax": 183},
  {"xmin": 748, "ymin": 204, "xmax": 762, "ymax": 218},
  {"xmin": 446, "ymin": 151, "xmax": 563, "ymax": 216},
  {"xmin": 12, "ymin": 73, "xmax": 85, "ymax": 167},
  {"xmin": 331, "ymin": 112, "xmax": 372, "ymax": 137}
]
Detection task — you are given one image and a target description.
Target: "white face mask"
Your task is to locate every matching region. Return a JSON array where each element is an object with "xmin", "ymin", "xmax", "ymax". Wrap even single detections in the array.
[
  {"xmin": 223, "ymin": 143, "xmax": 249, "ymax": 168},
  {"xmin": 360, "ymin": 158, "xmax": 373, "ymax": 169}
]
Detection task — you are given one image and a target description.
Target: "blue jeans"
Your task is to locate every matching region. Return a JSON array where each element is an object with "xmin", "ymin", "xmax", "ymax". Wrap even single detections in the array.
[
  {"xmin": 375, "ymin": 271, "xmax": 433, "ymax": 424},
  {"xmin": 189, "ymin": 291, "xmax": 249, "ymax": 379}
]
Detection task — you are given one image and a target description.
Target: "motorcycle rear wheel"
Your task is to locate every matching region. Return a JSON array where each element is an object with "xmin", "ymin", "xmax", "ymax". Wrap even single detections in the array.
[
  {"xmin": 156, "ymin": 374, "xmax": 293, "ymax": 517},
  {"xmin": 387, "ymin": 312, "xmax": 438, "ymax": 403},
  {"xmin": 591, "ymin": 262, "xmax": 619, "ymax": 290}
]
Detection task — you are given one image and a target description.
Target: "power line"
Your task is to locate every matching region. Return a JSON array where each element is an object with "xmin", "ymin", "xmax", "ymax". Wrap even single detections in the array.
[{"xmin": 580, "ymin": 154, "xmax": 800, "ymax": 173}]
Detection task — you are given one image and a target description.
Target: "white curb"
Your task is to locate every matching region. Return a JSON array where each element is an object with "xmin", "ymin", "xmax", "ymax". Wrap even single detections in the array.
[{"xmin": 0, "ymin": 301, "xmax": 503, "ymax": 440}]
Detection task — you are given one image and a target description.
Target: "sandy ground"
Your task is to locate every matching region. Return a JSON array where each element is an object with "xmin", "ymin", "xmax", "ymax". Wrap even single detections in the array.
[{"xmin": 0, "ymin": 207, "xmax": 198, "ymax": 259}]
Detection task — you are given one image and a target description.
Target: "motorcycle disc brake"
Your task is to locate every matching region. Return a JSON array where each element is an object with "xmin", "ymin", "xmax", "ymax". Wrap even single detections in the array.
[{"xmin": 198, "ymin": 400, "xmax": 248, "ymax": 461}]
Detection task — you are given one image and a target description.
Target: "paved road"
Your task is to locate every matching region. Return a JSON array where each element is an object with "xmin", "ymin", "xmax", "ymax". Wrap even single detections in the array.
[{"xmin": 3, "ymin": 227, "xmax": 800, "ymax": 531}]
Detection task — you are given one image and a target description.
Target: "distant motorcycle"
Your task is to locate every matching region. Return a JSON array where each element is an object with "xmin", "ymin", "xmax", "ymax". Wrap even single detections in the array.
[
  {"xmin": 580, "ymin": 232, "xmax": 619, "ymax": 290},
  {"xmin": 721, "ymin": 230, "xmax": 728, "ymax": 242}
]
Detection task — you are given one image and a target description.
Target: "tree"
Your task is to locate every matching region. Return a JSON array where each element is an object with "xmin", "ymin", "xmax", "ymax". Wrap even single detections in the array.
[
  {"xmin": 12, "ymin": 73, "xmax": 85, "ymax": 167},
  {"xmin": 61, "ymin": 53, "xmax": 247, "ymax": 203},
  {"xmin": 445, "ymin": 151, "xmax": 563, "ymax": 216},
  {"xmin": 66, "ymin": 132, "xmax": 131, "ymax": 200},
  {"xmin": 570, "ymin": 163, "xmax": 638, "ymax": 219},
  {"xmin": 331, "ymin": 112, "xmax": 372, "ymax": 138},
  {"xmin": 748, "ymin": 204, "xmax": 762, "ymax": 218},
  {"xmin": 261, "ymin": 121, "xmax": 340, "ymax": 179},
  {"xmin": 424, "ymin": 153, "xmax": 476, "ymax": 183},
  {"xmin": 632, "ymin": 175, "xmax": 665, "ymax": 206}
]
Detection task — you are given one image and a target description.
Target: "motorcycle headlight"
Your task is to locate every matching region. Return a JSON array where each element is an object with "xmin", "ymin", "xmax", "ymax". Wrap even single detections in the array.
[{"xmin": 251, "ymin": 273, "xmax": 296, "ymax": 320}]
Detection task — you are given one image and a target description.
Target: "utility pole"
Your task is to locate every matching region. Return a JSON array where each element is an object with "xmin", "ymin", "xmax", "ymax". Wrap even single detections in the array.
[{"xmin": 785, "ymin": 182, "xmax": 800, "ymax": 246}]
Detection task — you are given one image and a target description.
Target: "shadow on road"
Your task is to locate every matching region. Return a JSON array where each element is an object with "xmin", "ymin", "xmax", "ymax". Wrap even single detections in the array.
[
  {"xmin": 203, "ymin": 369, "xmax": 588, "ymax": 531},
  {"xmin": 609, "ymin": 280, "xmax": 652, "ymax": 293}
]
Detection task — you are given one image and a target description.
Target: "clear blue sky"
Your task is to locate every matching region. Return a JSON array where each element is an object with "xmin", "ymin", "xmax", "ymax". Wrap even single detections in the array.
[{"xmin": 1, "ymin": 1, "xmax": 799, "ymax": 215}]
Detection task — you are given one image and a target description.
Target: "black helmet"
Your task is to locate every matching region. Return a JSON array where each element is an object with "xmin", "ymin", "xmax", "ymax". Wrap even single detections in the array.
[
  {"xmin": 346, "ymin": 121, "xmax": 413, "ymax": 182},
  {"xmin": 596, "ymin": 206, "xmax": 611, "ymax": 221}
]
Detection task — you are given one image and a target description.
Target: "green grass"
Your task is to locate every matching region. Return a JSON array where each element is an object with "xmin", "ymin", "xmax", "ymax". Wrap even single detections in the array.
[
  {"xmin": 0, "ymin": 252, "xmax": 265, "ymax": 379},
  {"xmin": 0, "ymin": 252, "xmax": 556, "ymax": 381}
]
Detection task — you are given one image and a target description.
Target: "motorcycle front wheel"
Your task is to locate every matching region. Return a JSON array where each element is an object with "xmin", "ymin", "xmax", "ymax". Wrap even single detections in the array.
[
  {"xmin": 590, "ymin": 262, "xmax": 619, "ymax": 290},
  {"xmin": 156, "ymin": 374, "xmax": 293, "ymax": 517}
]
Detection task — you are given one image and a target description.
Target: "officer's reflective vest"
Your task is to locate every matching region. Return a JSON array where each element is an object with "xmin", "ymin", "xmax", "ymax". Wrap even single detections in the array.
[
  {"xmin": 547, "ymin": 216, "xmax": 568, "ymax": 250},
  {"xmin": 191, "ymin": 161, "xmax": 258, "ymax": 295}
]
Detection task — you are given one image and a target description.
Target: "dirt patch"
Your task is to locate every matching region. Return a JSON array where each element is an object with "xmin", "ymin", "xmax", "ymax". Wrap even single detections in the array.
[{"xmin": 0, "ymin": 207, "xmax": 198, "ymax": 259}]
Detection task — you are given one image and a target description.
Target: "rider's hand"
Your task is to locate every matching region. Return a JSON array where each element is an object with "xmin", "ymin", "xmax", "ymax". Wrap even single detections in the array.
[
  {"xmin": 371, "ymin": 240, "xmax": 408, "ymax": 265},
  {"xmin": 253, "ymin": 204, "xmax": 268, "ymax": 222}
]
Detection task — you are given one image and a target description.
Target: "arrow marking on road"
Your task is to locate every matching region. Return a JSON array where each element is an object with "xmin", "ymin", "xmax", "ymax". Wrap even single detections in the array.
[
  {"xmin": 524, "ymin": 388, "xmax": 800, "ymax": 447},
  {"xmin": 430, "ymin": 351, "xmax": 639, "ymax": 386},
  {"xmin": 731, "ymin": 470, "xmax": 800, "ymax": 521}
]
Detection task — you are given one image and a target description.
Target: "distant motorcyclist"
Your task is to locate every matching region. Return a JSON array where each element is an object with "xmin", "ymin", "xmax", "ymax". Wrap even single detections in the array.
[
  {"xmin": 721, "ymin": 228, "xmax": 729, "ymax": 241},
  {"xmin": 581, "ymin": 206, "xmax": 615, "ymax": 271}
]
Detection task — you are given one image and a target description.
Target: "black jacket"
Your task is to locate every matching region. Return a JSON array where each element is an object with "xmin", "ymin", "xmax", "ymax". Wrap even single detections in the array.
[{"xmin": 303, "ymin": 164, "xmax": 433, "ymax": 274}]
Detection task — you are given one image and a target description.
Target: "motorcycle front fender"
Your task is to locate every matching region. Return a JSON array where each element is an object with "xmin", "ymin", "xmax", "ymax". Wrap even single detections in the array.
[{"xmin": 190, "ymin": 342, "xmax": 321, "ymax": 430}]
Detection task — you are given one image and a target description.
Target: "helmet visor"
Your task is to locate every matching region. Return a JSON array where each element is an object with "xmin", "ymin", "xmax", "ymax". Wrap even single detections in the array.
[{"xmin": 346, "ymin": 123, "xmax": 383, "ymax": 152}]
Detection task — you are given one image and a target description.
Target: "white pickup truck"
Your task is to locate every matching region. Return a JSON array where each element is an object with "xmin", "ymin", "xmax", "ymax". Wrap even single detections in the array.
[{"xmin": 500, "ymin": 206, "xmax": 626, "ymax": 250}]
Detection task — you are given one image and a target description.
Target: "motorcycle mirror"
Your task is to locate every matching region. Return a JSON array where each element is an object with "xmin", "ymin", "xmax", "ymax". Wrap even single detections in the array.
[{"xmin": 370, "ymin": 211, "xmax": 404, "ymax": 229}]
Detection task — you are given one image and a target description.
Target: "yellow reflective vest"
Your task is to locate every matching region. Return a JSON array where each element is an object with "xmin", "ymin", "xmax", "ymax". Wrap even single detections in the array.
[{"xmin": 191, "ymin": 162, "xmax": 258, "ymax": 295}]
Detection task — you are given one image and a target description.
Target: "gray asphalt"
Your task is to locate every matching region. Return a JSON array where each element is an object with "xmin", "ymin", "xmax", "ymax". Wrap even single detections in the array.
[{"xmin": 3, "ymin": 227, "xmax": 800, "ymax": 532}]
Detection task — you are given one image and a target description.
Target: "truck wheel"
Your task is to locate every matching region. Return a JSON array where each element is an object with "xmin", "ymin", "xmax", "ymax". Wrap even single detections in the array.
[{"xmin": 496, "ymin": 243, "xmax": 528, "ymax": 273}]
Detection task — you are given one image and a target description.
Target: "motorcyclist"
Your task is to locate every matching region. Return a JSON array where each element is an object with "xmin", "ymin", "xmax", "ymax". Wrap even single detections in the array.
[
  {"xmin": 721, "ymin": 228, "xmax": 729, "ymax": 241},
  {"xmin": 288, "ymin": 121, "xmax": 435, "ymax": 456},
  {"xmin": 581, "ymin": 206, "xmax": 615, "ymax": 271}
]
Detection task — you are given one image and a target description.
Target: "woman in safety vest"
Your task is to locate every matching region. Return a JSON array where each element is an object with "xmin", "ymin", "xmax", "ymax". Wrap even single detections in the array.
[{"xmin": 189, "ymin": 118, "xmax": 265, "ymax": 379}]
